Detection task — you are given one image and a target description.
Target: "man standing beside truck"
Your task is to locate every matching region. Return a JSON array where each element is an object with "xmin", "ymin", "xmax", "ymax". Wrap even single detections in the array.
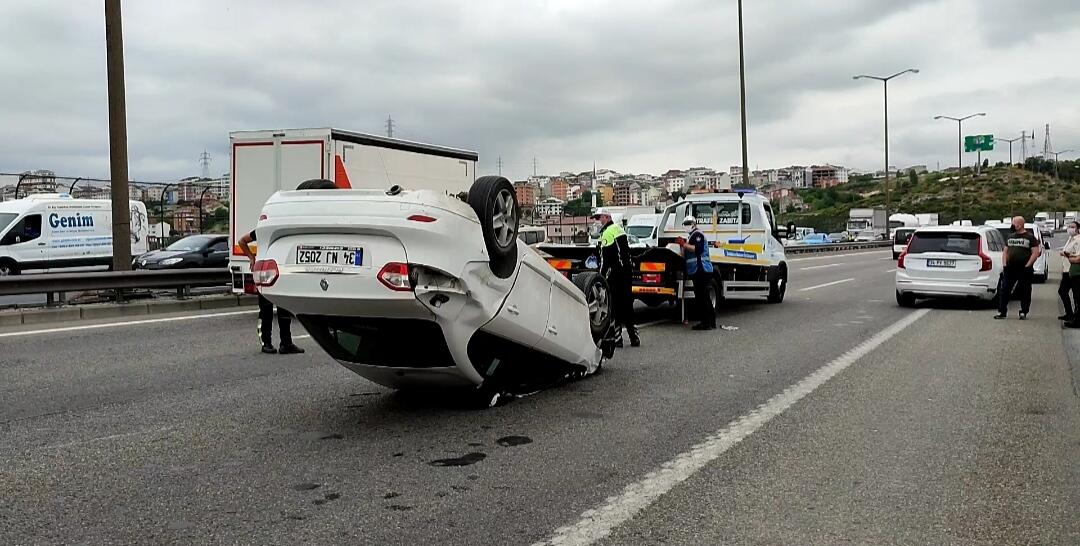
[
  {"xmin": 592, "ymin": 212, "xmax": 640, "ymax": 347},
  {"xmin": 680, "ymin": 215, "xmax": 716, "ymax": 330}
]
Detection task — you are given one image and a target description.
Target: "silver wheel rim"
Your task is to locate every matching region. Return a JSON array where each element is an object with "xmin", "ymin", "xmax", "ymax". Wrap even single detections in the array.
[
  {"xmin": 586, "ymin": 282, "xmax": 609, "ymax": 328},
  {"xmin": 491, "ymin": 189, "xmax": 516, "ymax": 248},
  {"xmin": 0, "ymin": 266, "xmax": 10, "ymax": 276}
]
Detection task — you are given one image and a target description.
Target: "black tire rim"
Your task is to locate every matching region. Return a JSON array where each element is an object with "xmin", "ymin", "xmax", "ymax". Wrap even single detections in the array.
[
  {"xmin": 709, "ymin": 283, "xmax": 718, "ymax": 308},
  {"xmin": 587, "ymin": 281, "xmax": 610, "ymax": 329},
  {"xmin": 491, "ymin": 189, "xmax": 517, "ymax": 249}
]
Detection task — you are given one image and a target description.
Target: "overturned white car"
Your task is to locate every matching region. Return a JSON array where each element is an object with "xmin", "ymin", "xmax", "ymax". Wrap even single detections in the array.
[{"xmin": 253, "ymin": 176, "xmax": 615, "ymax": 404}]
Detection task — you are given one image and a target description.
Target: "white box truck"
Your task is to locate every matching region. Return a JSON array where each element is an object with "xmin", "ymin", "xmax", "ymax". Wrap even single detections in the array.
[
  {"xmin": 229, "ymin": 128, "xmax": 479, "ymax": 293},
  {"xmin": 0, "ymin": 193, "xmax": 149, "ymax": 276}
]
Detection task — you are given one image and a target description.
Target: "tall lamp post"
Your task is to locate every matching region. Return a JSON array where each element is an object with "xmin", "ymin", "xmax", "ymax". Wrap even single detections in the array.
[
  {"xmin": 854, "ymin": 69, "xmax": 919, "ymax": 238},
  {"xmin": 996, "ymin": 135, "xmax": 1023, "ymax": 216},
  {"xmin": 1047, "ymin": 150, "xmax": 1074, "ymax": 180},
  {"xmin": 737, "ymin": 0, "xmax": 750, "ymax": 187},
  {"xmin": 934, "ymin": 113, "xmax": 986, "ymax": 221}
]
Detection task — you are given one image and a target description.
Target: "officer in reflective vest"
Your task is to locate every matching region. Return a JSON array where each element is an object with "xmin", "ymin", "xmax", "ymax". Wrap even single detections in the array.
[
  {"xmin": 680, "ymin": 215, "xmax": 716, "ymax": 330},
  {"xmin": 592, "ymin": 212, "xmax": 640, "ymax": 347}
]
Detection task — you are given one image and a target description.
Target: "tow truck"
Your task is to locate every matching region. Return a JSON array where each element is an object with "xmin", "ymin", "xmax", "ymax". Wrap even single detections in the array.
[{"xmin": 538, "ymin": 191, "xmax": 792, "ymax": 317}]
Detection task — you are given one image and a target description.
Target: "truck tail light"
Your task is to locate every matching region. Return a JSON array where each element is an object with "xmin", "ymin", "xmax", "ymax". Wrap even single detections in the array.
[
  {"xmin": 641, "ymin": 273, "xmax": 662, "ymax": 284},
  {"xmin": 252, "ymin": 259, "xmax": 279, "ymax": 287},
  {"xmin": 547, "ymin": 259, "xmax": 572, "ymax": 271},
  {"xmin": 378, "ymin": 262, "xmax": 413, "ymax": 291},
  {"xmin": 640, "ymin": 262, "xmax": 666, "ymax": 272}
]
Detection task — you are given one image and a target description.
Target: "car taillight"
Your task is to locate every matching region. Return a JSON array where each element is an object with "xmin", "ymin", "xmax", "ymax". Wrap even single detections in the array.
[
  {"xmin": 252, "ymin": 259, "xmax": 279, "ymax": 286},
  {"xmin": 640, "ymin": 262, "xmax": 666, "ymax": 272},
  {"xmin": 897, "ymin": 252, "xmax": 907, "ymax": 269},
  {"xmin": 377, "ymin": 262, "xmax": 413, "ymax": 291},
  {"xmin": 642, "ymin": 273, "xmax": 662, "ymax": 284},
  {"xmin": 547, "ymin": 259, "xmax": 572, "ymax": 271},
  {"xmin": 978, "ymin": 240, "xmax": 992, "ymax": 271}
]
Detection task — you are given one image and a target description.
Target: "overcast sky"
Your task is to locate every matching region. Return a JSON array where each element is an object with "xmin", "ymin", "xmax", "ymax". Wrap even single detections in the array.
[{"xmin": 1, "ymin": 0, "xmax": 1078, "ymax": 184}]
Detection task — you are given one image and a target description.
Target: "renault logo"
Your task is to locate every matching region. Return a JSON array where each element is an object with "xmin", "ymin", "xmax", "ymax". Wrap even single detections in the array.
[{"xmin": 320, "ymin": 279, "xmax": 329, "ymax": 291}]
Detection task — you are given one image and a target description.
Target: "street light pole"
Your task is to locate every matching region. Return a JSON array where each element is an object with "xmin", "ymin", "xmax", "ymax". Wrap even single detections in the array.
[
  {"xmin": 1047, "ymin": 150, "xmax": 1074, "ymax": 180},
  {"xmin": 737, "ymin": 0, "xmax": 750, "ymax": 187},
  {"xmin": 934, "ymin": 113, "xmax": 986, "ymax": 221},
  {"xmin": 854, "ymin": 69, "xmax": 918, "ymax": 238},
  {"xmin": 997, "ymin": 136, "xmax": 1022, "ymax": 216},
  {"xmin": 104, "ymin": 0, "xmax": 132, "ymax": 271}
]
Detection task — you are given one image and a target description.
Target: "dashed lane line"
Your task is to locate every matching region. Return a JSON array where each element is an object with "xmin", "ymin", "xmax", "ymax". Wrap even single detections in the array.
[
  {"xmin": 534, "ymin": 308, "xmax": 931, "ymax": 546},
  {"xmin": 798, "ymin": 278, "xmax": 855, "ymax": 292}
]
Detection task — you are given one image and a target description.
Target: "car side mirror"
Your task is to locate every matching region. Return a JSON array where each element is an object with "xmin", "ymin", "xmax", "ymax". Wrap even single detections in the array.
[{"xmin": 774, "ymin": 224, "xmax": 789, "ymax": 238}]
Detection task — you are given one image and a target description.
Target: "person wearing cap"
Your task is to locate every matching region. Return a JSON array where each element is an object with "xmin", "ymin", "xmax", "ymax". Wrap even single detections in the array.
[
  {"xmin": 680, "ymin": 215, "xmax": 716, "ymax": 330},
  {"xmin": 592, "ymin": 212, "xmax": 639, "ymax": 347}
]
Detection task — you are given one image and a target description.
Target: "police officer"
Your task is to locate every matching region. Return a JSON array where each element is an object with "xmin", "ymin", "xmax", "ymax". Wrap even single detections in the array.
[
  {"xmin": 680, "ymin": 215, "xmax": 716, "ymax": 330},
  {"xmin": 592, "ymin": 212, "xmax": 639, "ymax": 347}
]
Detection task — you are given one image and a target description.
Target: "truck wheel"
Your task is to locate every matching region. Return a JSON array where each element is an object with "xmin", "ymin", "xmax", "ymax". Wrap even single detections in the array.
[
  {"xmin": 0, "ymin": 260, "xmax": 18, "ymax": 276},
  {"xmin": 767, "ymin": 267, "xmax": 787, "ymax": 304},
  {"xmin": 468, "ymin": 176, "xmax": 519, "ymax": 278},
  {"xmin": 572, "ymin": 272, "xmax": 613, "ymax": 344}
]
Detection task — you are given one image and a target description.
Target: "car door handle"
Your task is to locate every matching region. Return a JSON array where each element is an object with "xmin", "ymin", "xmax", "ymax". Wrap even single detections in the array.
[
  {"xmin": 38, "ymin": 242, "xmax": 46, "ymax": 246},
  {"xmin": 547, "ymin": 326, "xmax": 558, "ymax": 335},
  {"xmin": 507, "ymin": 305, "xmax": 520, "ymax": 315}
]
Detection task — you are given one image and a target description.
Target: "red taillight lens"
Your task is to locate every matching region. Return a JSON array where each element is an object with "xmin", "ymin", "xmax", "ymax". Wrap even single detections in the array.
[
  {"xmin": 407, "ymin": 214, "xmax": 437, "ymax": 223},
  {"xmin": 252, "ymin": 259, "xmax": 279, "ymax": 287},
  {"xmin": 377, "ymin": 262, "xmax": 413, "ymax": 291},
  {"xmin": 897, "ymin": 252, "xmax": 907, "ymax": 269},
  {"xmin": 642, "ymin": 273, "xmax": 662, "ymax": 284}
]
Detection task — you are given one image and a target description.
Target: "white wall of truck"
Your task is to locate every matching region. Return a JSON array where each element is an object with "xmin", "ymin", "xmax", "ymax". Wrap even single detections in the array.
[{"xmin": 228, "ymin": 128, "xmax": 478, "ymax": 293}]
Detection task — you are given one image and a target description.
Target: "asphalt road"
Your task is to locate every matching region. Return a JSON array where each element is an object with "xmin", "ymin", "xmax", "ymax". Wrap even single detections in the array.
[{"xmin": 1, "ymin": 249, "xmax": 1077, "ymax": 545}]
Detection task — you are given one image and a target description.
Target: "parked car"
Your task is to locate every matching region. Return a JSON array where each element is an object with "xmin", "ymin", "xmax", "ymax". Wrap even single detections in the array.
[
  {"xmin": 988, "ymin": 223, "xmax": 1049, "ymax": 283},
  {"xmin": 895, "ymin": 225, "xmax": 1005, "ymax": 307},
  {"xmin": 133, "ymin": 234, "xmax": 230, "ymax": 270},
  {"xmin": 854, "ymin": 230, "xmax": 882, "ymax": 242},
  {"xmin": 892, "ymin": 227, "xmax": 916, "ymax": 260},
  {"xmin": 801, "ymin": 233, "xmax": 832, "ymax": 245},
  {"xmin": 253, "ymin": 176, "xmax": 616, "ymax": 407},
  {"xmin": 828, "ymin": 232, "xmax": 850, "ymax": 243}
]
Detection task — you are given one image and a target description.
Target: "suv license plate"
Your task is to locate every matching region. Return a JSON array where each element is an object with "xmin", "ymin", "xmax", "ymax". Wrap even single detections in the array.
[
  {"xmin": 926, "ymin": 259, "xmax": 956, "ymax": 268},
  {"xmin": 295, "ymin": 245, "xmax": 363, "ymax": 267}
]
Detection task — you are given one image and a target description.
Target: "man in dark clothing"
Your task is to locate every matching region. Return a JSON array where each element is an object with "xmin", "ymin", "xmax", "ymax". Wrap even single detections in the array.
[
  {"xmin": 680, "ymin": 215, "xmax": 716, "ymax": 330},
  {"xmin": 995, "ymin": 216, "xmax": 1042, "ymax": 320},
  {"xmin": 592, "ymin": 212, "xmax": 639, "ymax": 347},
  {"xmin": 238, "ymin": 228, "xmax": 304, "ymax": 355}
]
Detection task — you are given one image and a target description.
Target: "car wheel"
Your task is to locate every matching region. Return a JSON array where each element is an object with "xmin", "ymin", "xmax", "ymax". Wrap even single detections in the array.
[
  {"xmin": 896, "ymin": 290, "xmax": 916, "ymax": 308},
  {"xmin": 767, "ymin": 267, "xmax": 787, "ymax": 304},
  {"xmin": 572, "ymin": 272, "xmax": 613, "ymax": 344},
  {"xmin": 892, "ymin": 252, "xmax": 900, "ymax": 260},
  {"xmin": 468, "ymin": 176, "xmax": 519, "ymax": 279},
  {"xmin": 709, "ymin": 279, "xmax": 721, "ymax": 311},
  {"xmin": 0, "ymin": 260, "xmax": 19, "ymax": 276}
]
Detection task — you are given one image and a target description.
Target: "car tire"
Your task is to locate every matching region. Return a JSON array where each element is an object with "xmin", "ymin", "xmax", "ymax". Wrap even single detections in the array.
[
  {"xmin": 468, "ymin": 176, "xmax": 519, "ymax": 279},
  {"xmin": 896, "ymin": 290, "xmax": 916, "ymax": 308},
  {"xmin": 1034, "ymin": 273, "xmax": 1047, "ymax": 284},
  {"xmin": 892, "ymin": 252, "xmax": 900, "ymax": 260},
  {"xmin": 0, "ymin": 260, "xmax": 19, "ymax": 276},
  {"xmin": 572, "ymin": 272, "xmax": 613, "ymax": 344},
  {"xmin": 767, "ymin": 267, "xmax": 787, "ymax": 304}
]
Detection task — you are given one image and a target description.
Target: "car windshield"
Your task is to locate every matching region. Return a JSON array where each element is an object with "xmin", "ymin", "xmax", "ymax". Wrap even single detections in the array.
[
  {"xmin": 907, "ymin": 232, "xmax": 981, "ymax": 255},
  {"xmin": 626, "ymin": 225, "xmax": 653, "ymax": 238},
  {"xmin": 0, "ymin": 213, "xmax": 17, "ymax": 235},
  {"xmin": 166, "ymin": 235, "xmax": 214, "ymax": 251}
]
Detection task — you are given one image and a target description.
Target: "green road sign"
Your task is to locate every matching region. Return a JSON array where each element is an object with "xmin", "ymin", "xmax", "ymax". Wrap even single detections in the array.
[{"xmin": 965, "ymin": 134, "xmax": 994, "ymax": 152}]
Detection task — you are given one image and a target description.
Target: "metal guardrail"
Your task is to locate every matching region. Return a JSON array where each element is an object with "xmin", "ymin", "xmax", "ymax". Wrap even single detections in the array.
[
  {"xmin": 0, "ymin": 268, "xmax": 231, "ymax": 304},
  {"xmin": 784, "ymin": 241, "xmax": 891, "ymax": 255}
]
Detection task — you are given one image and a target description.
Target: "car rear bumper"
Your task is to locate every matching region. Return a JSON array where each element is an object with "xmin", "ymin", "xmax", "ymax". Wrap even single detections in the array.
[{"xmin": 895, "ymin": 272, "xmax": 997, "ymax": 299}]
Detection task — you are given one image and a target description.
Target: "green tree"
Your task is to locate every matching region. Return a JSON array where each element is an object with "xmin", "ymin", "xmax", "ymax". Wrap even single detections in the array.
[{"xmin": 908, "ymin": 169, "xmax": 918, "ymax": 188}]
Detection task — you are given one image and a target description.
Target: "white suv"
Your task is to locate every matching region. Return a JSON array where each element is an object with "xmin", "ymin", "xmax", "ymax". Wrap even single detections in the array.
[{"xmin": 895, "ymin": 225, "xmax": 1005, "ymax": 307}]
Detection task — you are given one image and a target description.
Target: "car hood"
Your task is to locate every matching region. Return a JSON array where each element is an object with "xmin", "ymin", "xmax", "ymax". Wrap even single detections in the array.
[{"xmin": 137, "ymin": 250, "xmax": 192, "ymax": 263}]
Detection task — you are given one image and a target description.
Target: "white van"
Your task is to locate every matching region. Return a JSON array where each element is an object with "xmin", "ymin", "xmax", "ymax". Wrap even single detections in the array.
[
  {"xmin": 626, "ymin": 213, "xmax": 663, "ymax": 246},
  {"xmin": 0, "ymin": 194, "xmax": 149, "ymax": 276},
  {"xmin": 229, "ymin": 128, "xmax": 479, "ymax": 293}
]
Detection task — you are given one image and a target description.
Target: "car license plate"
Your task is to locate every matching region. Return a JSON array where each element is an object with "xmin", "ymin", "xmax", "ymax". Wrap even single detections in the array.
[
  {"xmin": 295, "ymin": 245, "xmax": 363, "ymax": 267},
  {"xmin": 926, "ymin": 259, "xmax": 955, "ymax": 268}
]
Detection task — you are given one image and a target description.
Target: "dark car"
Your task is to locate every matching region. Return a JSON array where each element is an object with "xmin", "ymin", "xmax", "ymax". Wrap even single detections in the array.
[{"xmin": 134, "ymin": 234, "xmax": 229, "ymax": 270}]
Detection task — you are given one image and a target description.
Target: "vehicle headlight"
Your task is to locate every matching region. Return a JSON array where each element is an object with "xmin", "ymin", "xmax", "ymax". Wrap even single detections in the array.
[{"xmin": 160, "ymin": 257, "xmax": 183, "ymax": 266}]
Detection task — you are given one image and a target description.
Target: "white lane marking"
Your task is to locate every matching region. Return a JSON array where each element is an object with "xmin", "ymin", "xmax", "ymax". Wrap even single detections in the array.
[
  {"xmin": 787, "ymin": 251, "xmax": 889, "ymax": 262},
  {"xmin": 0, "ymin": 309, "xmax": 258, "ymax": 339},
  {"xmin": 885, "ymin": 268, "xmax": 897, "ymax": 273},
  {"xmin": 798, "ymin": 263, "xmax": 842, "ymax": 271},
  {"xmin": 535, "ymin": 308, "xmax": 931, "ymax": 546},
  {"xmin": 798, "ymin": 278, "xmax": 854, "ymax": 292}
]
